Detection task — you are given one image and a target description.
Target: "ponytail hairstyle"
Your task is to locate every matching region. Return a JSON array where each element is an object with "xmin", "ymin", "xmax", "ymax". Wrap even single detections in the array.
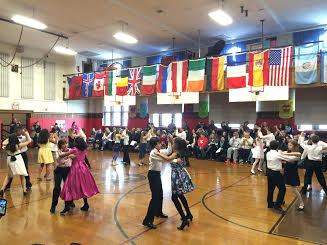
[
  {"xmin": 38, "ymin": 129, "xmax": 50, "ymax": 144},
  {"xmin": 6, "ymin": 134, "xmax": 20, "ymax": 153},
  {"xmin": 173, "ymin": 137, "xmax": 187, "ymax": 158}
]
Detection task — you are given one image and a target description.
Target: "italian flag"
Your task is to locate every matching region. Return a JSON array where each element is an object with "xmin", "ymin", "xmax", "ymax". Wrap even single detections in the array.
[
  {"xmin": 167, "ymin": 61, "xmax": 188, "ymax": 92},
  {"xmin": 142, "ymin": 65, "xmax": 157, "ymax": 94},
  {"xmin": 187, "ymin": 58, "xmax": 206, "ymax": 92}
]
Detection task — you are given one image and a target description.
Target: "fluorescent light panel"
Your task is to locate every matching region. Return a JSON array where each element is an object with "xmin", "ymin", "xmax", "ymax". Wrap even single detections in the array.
[
  {"xmin": 11, "ymin": 15, "xmax": 47, "ymax": 29},
  {"xmin": 54, "ymin": 46, "xmax": 77, "ymax": 55},
  {"xmin": 209, "ymin": 9, "xmax": 233, "ymax": 26},
  {"xmin": 113, "ymin": 32, "xmax": 138, "ymax": 44}
]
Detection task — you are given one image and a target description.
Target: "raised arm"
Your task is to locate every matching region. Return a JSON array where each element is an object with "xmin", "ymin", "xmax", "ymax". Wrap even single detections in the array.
[
  {"xmin": 154, "ymin": 152, "xmax": 178, "ymax": 161},
  {"xmin": 18, "ymin": 130, "xmax": 31, "ymax": 148}
]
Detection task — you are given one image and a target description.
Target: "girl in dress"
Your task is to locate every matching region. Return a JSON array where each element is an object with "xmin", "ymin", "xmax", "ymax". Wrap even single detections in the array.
[
  {"xmin": 155, "ymin": 137, "xmax": 194, "ymax": 230},
  {"xmin": 281, "ymin": 140, "xmax": 304, "ymax": 211},
  {"xmin": 251, "ymin": 135, "xmax": 265, "ymax": 175},
  {"xmin": 0, "ymin": 130, "xmax": 31, "ymax": 196},
  {"xmin": 37, "ymin": 129, "xmax": 54, "ymax": 181},
  {"xmin": 59, "ymin": 137, "xmax": 99, "ymax": 215},
  {"xmin": 112, "ymin": 129, "xmax": 121, "ymax": 166}
]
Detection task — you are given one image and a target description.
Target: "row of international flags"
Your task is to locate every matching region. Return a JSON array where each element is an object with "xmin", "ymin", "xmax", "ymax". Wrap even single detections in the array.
[{"xmin": 67, "ymin": 45, "xmax": 326, "ymax": 100}]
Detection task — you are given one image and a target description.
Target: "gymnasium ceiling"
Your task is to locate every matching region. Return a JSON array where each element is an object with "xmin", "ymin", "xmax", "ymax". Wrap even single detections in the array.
[{"xmin": 0, "ymin": 0, "xmax": 326, "ymax": 60}]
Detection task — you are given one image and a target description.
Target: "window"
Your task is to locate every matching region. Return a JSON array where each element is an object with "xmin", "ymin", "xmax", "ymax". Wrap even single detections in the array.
[
  {"xmin": 215, "ymin": 123, "xmax": 222, "ymax": 128},
  {"xmin": 44, "ymin": 61, "xmax": 55, "ymax": 100},
  {"xmin": 175, "ymin": 113, "xmax": 182, "ymax": 128},
  {"xmin": 152, "ymin": 113, "xmax": 159, "ymax": 127},
  {"xmin": 248, "ymin": 124, "xmax": 254, "ymax": 129},
  {"xmin": 319, "ymin": 125, "xmax": 327, "ymax": 130},
  {"xmin": 229, "ymin": 124, "xmax": 241, "ymax": 129},
  {"xmin": 0, "ymin": 53, "xmax": 9, "ymax": 97},
  {"xmin": 21, "ymin": 57, "xmax": 34, "ymax": 99},
  {"xmin": 103, "ymin": 105, "xmax": 128, "ymax": 126},
  {"xmin": 299, "ymin": 125, "xmax": 313, "ymax": 131},
  {"xmin": 162, "ymin": 113, "xmax": 172, "ymax": 127}
]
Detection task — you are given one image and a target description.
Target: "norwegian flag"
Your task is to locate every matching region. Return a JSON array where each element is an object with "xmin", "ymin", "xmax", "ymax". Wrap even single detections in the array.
[
  {"xmin": 269, "ymin": 46, "xmax": 293, "ymax": 86},
  {"xmin": 127, "ymin": 67, "xmax": 142, "ymax": 95}
]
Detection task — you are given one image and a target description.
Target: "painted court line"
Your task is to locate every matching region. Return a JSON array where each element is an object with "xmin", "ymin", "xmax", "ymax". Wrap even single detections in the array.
[{"xmin": 117, "ymin": 174, "xmax": 251, "ymax": 245}]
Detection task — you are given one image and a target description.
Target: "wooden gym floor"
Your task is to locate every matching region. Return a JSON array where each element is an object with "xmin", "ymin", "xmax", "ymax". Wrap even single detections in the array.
[{"xmin": 0, "ymin": 149, "xmax": 326, "ymax": 245}]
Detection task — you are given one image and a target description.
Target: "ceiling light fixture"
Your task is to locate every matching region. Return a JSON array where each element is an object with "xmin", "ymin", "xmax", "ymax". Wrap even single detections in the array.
[
  {"xmin": 113, "ymin": 31, "xmax": 138, "ymax": 44},
  {"xmin": 54, "ymin": 46, "xmax": 77, "ymax": 55},
  {"xmin": 209, "ymin": 9, "xmax": 233, "ymax": 26},
  {"xmin": 11, "ymin": 15, "xmax": 47, "ymax": 29}
]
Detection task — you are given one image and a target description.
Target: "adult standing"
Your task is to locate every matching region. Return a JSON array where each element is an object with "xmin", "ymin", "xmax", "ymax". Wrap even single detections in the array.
[
  {"xmin": 71, "ymin": 122, "xmax": 78, "ymax": 134},
  {"xmin": 31, "ymin": 121, "xmax": 41, "ymax": 148},
  {"xmin": 167, "ymin": 119, "xmax": 176, "ymax": 134}
]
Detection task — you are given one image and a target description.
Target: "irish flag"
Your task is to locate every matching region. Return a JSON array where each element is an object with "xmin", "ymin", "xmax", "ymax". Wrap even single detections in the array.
[
  {"xmin": 167, "ymin": 61, "xmax": 188, "ymax": 92},
  {"xmin": 207, "ymin": 57, "xmax": 225, "ymax": 91},
  {"xmin": 105, "ymin": 71, "xmax": 117, "ymax": 96},
  {"xmin": 142, "ymin": 65, "xmax": 157, "ymax": 94},
  {"xmin": 248, "ymin": 50, "xmax": 269, "ymax": 87},
  {"xmin": 187, "ymin": 58, "xmax": 206, "ymax": 92}
]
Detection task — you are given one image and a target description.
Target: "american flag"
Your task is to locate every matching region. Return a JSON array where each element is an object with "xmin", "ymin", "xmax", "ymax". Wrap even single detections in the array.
[
  {"xmin": 127, "ymin": 67, "xmax": 142, "ymax": 95},
  {"xmin": 269, "ymin": 46, "xmax": 293, "ymax": 86}
]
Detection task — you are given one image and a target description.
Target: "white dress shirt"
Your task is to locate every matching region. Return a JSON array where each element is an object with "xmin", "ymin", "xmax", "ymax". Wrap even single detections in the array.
[
  {"xmin": 175, "ymin": 130, "xmax": 186, "ymax": 140},
  {"xmin": 299, "ymin": 136, "xmax": 327, "ymax": 160},
  {"xmin": 18, "ymin": 135, "xmax": 28, "ymax": 153},
  {"xmin": 266, "ymin": 150, "xmax": 299, "ymax": 171},
  {"xmin": 121, "ymin": 134, "xmax": 129, "ymax": 146},
  {"xmin": 259, "ymin": 132, "xmax": 275, "ymax": 147},
  {"xmin": 149, "ymin": 142, "xmax": 172, "ymax": 172},
  {"xmin": 299, "ymin": 136, "xmax": 324, "ymax": 161}
]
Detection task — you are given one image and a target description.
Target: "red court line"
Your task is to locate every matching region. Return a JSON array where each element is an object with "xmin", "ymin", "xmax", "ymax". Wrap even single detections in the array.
[{"xmin": 119, "ymin": 174, "xmax": 251, "ymax": 245}]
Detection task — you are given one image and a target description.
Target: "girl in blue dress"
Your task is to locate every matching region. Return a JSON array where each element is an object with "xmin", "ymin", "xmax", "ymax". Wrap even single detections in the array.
[{"xmin": 155, "ymin": 137, "xmax": 194, "ymax": 230}]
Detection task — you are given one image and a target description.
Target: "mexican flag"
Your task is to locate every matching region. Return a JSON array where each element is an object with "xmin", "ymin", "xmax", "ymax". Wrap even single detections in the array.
[
  {"xmin": 142, "ymin": 65, "xmax": 157, "ymax": 94},
  {"xmin": 187, "ymin": 58, "xmax": 206, "ymax": 92}
]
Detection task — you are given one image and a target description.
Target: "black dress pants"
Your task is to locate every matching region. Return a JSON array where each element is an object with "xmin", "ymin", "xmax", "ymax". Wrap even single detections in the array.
[
  {"xmin": 51, "ymin": 167, "xmax": 71, "ymax": 207},
  {"xmin": 239, "ymin": 148, "xmax": 251, "ymax": 162},
  {"xmin": 301, "ymin": 160, "xmax": 327, "ymax": 194},
  {"xmin": 123, "ymin": 145, "xmax": 130, "ymax": 164},
  {"xmin": 6, "ymin": 152, "xmax": 31, "ymax": 189},
  {"xmin": 267, "ymin": 168, "xmax": 286, "ymax": 208},
  {"xmin": 143, "ymin": 170, "xmax": 163, "ymax": 223}
]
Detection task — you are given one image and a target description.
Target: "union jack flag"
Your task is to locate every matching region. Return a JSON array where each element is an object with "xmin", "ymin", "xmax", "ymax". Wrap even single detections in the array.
[{"xmin": 127, "ymin": 67, "xmax": 142, "ymax": 95}]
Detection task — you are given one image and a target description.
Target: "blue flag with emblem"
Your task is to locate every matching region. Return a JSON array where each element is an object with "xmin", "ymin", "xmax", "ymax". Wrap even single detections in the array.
[
  {"xmin": 139, "ymin": 103, "xmax": 148, "ymax": 118},
  {"xmin": 294, "ymin": 44, "xmax": 318, "ymax": 84},
  {"xmin": 82, "ymin": 73, "xmax": 94, "ymax": 97}
]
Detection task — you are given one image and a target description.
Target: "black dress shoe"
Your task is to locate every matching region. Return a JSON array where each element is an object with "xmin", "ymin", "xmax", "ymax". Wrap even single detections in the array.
[
  {"xmin": 80, "ymin": 204, "xmax": 89, "ymax": 211},
  {"xmin": 50, "ymin": 206, "xmax": 56, "ymax": 213},
  {"xmin": 156, "ymin": 213, "xmax": 168, "ymax": 218},
  {"xmin": 60, "ymin": 207, "xmax": 70, "ymax": 216},
  {"xmin": 70, "ymin": 202, "xmax": 76, "ymax": 208},
  {"xmin": 142, "ymin": 221, "xmax": 157, "ymax": 229},
  {"xmin": 273, "ymin": 206, "xmax": 286, "ymax": 214}
]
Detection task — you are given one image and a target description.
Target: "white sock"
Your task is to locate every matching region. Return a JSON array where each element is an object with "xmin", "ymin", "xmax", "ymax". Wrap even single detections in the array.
[{"xmin": 292, "ymin": 186, "xmax": 304, "ymax": 207}]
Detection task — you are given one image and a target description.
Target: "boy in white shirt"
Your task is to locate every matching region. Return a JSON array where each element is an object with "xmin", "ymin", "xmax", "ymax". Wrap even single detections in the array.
[
  {"xmin": 143, "ymin": 135, "xmax": 173, "ymax": 229},
  {"xmin": 266, "ymin": 140, "xmax": 299, "ymax": 214}
]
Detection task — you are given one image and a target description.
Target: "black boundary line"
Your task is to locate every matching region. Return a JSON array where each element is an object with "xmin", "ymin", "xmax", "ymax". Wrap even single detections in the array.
[
  {"xmin": 202, "ymin": 188, "xmax": 320, "ymax": 244},
  {"xmin": 268, "ymin": 197, "xmax": 297, "ymax": 234},
  {"xmin": 114, "ymin": 183, "xmax": 148, "ymax": 245}
]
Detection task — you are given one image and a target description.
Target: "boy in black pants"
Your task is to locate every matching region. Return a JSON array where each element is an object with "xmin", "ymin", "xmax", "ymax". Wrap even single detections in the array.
[
  {"xmin": 266, "ymin": 141, "xmax": 299, "ymax": 214},
  {"xmin": 143, "ymin": 136, "xmax": 172, "ymax": 229},
  {"xmin": 50, "ymin": 139, "xmax": 75, "ymax": 214}
]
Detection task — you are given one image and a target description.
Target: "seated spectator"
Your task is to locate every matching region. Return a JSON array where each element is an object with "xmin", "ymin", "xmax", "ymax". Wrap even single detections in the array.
[
  {"xmin": 207, "ymin": 133, "xmax": 218, "ymax": 160},
  {"xmin": 208, "ymin": 120, "xmax": 218, "ymax": 133},
  {"xmin": 196, "ymin": 121, "xmax": 207, "ymax": 131},
  {"xmin": 102, "ymin": 128, "xmax": 112, "ymax": 150},
  {"xmin": 160, "ymin": 134, "xmax": 167, "ymax": 148},
  {"xmin": 88, "ymin": 128, "xmax": 96, "ymax": 145},
  {"xmin": 93, "ymin": 129, "xmax": 104, "ymax": 150},
  {"xmin": 175, "ymin": 128, "xmax": 186, "ymax": 140},
  {"xmin": 239, "ymin": 132, "xmax": 254, "ymax": 164},
  {"xmin": 197, "ymin": 133, "xmax": 208, "ymax": 160},
  {"xmin": 242, "ymin": 121, "xmax": 250, "ymax": 132},
  {"xmin": 216, "ymin": 136, "xmax": 229, "ymax": 162},
  {"xmin": 182, "ymin": 121, "xmax": 190, "ymax": 133},
  {"xmin": 226, "ymin": 132, "xmax": 241, "ymax": 164}
]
